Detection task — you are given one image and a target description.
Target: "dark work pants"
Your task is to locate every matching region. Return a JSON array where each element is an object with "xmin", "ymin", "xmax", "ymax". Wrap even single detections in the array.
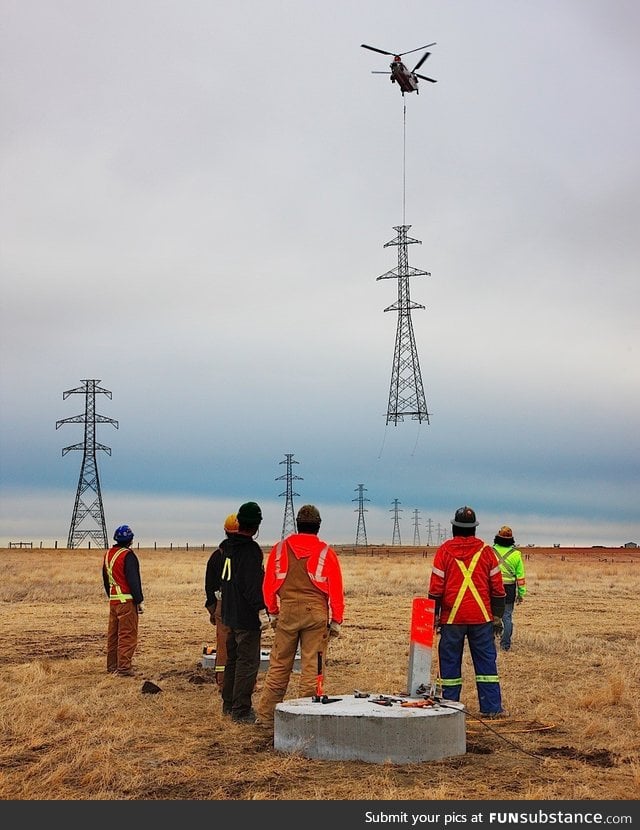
[
  {"xmin": 222, "ymin": 628, "xmax": 261, "ymax": 717},
  {"xmin": 438, "ymin": 622, "xmax": 502, "ymax": 715}
]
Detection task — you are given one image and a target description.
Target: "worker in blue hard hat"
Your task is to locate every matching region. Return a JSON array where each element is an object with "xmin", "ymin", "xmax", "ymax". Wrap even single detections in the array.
[{"xmin": 102, "ymin": 524, "xmax": 145, "ymax": 677}]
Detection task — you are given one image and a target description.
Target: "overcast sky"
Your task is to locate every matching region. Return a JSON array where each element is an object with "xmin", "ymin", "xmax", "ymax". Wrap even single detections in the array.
[{"xmin": 1, "ymin": 0, "xmax": 638, "ymax": 549}]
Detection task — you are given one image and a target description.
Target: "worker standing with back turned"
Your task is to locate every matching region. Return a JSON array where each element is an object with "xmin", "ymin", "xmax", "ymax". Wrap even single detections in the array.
[
  {"xmin": 256, "ymin": 504, "xmax": 344, "ymax": 730},
  {"xmin": 428, "ymin": 506, "xmax": 507, "ymax": 718},
  {"xmin": 492, "ymin": 525, "xmax": 526, "ymax": 652},
  {"xmin": 103, "ymin": 524, "xmax": 144, "ymax": 677},
  {"xmin": 220, "ymin": 501, "xmax": 266, "ymax": 724}
]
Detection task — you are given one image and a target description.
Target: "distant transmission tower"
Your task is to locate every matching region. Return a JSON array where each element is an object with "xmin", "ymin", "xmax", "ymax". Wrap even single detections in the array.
[
  {"xmin": 56, "ymin": 379, "xmax": 118, "ymax": 549},
  {"xmin": 425, "ymin": 517, "xmax": 434, "ymax": 545},
  {"xmin": 377, "ymin": 224, "xmax": 431, "ymax": 425},
  {"xmin": 276, "ymin": 453, "xmax": 302, "ymax": 539},
  {"xmin": 353, "ymin": 484, "xmax": 370, "ymax": 546},
  {"xmin": 412, "ymin": 508, "xmax": 421, "ymax": 546},
  {"xmin": 390, "ymin": 499, "xmax": 402, "ymax": 545}
]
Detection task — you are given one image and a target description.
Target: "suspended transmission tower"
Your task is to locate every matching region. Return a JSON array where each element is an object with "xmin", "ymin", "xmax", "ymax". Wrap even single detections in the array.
[
  {"xmin": 377, "ymin": 225, "xmax": 431, "ymax": 425},
  {"xmin": 412, "ymin": 508, "xmax": 421, "ymax": 546},
  {"xmin": 56, "ymin": 379, "xmax": 118, "ymax": 549},
  {"xmin": 276, "ymin": 453, "xmax": 302, "ymax": 539},
  {"xmin": 390, "ymin": 499, "xmax": 402, "ymax": 545},
  {"xmin": 353, "ymin": 484, "xmax": 370, "ymax": 546}
]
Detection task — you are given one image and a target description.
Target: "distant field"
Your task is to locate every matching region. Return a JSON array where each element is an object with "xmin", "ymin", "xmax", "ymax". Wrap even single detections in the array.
[{"xmin": 1, "ymin": 546, "xmax": 638, "ymax": 801}]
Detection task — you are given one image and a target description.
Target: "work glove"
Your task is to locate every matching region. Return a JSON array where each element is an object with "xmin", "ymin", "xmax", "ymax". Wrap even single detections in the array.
[
  {"xmin": 205, "ymin": 605, "xmax": 216, "ymax": 626},
  {"xmin": 137, "ymin": 602, "xmax": 145, "ymax": 615},
  {"xmin": 328, "ymin": 620, "xmax": 342, "ymax": 638},
  {"xmin": 269, "ymin": 614, "xmax": 279, "ymax": 631},
  {"xmin": 434, "ymin": 615, "xmax": 442, "ymax": 634},
  {"xmin": 492, "ymin": 617, "xmax": 503, "ymax": 636},
  {"xmin": 259, "ymin": 610, "xmax": 270, "ymax": 632},
  {"xmin": 516, "ymin": 595, "xmax": 523, "ymax": 605},
  {"xmin": 214, "ymin": 590, "xmax": 222, "ymax": 601}
]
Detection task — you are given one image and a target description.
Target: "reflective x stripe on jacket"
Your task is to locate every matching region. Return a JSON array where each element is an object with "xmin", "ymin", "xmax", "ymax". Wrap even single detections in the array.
[
  {"xmin": 493, "ymin": 545, "xmax": 517, "ymax": 581},
  {"xmin": 493, "ymin": 543, "xmax": 527, "ymax": 596},
  {"xmin": 447, "ymin": 550, "xmax": 491, "ymax": 623}
]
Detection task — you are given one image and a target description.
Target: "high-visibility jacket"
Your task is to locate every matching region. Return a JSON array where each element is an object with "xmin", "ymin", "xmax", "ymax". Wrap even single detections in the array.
[
  {"xmin": 428, "ymin": 536, "xmax": 505, "ymax": 625},
  {"xmin": 103, "ymin": 545, "xmax": 143, "ymax": 605},
  {"xmin": 263, "ymin": 533, "xmax": 344, "ymax": 624},
  {"xmin": 492, "ymin": 543, "xmax": 527, "ymax": 601}
]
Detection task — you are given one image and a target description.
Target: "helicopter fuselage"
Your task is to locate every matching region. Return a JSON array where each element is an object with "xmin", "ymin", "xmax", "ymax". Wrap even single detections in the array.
[{"xmin": 390, "ymin": 57, "xmax": 420, "ymax": 94}]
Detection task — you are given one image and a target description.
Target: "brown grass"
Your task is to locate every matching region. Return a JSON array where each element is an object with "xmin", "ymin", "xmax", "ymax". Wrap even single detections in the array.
[{"xmin": 0, "ymin": 546, "xmax": 639, "ymax": 801}]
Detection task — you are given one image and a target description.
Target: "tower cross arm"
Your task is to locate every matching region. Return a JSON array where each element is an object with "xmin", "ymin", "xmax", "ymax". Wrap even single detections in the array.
[
  {"xmin": 56, "ymin": 415, "xmax": 84, "ymax": 428},
  {"xmin": 377, "ymin": 267, "xmax": 430, "ymax": 281},
  {"xmin": 95, "ymin": 415, "xmax": 119, "ymax": 427},
  {"xmin": 62, "ymin": 381, "xmax": 112, "ymax": 399},
  {"xmin": 384, "ymin": 300, "xmax": 426, "ymax": 313}
]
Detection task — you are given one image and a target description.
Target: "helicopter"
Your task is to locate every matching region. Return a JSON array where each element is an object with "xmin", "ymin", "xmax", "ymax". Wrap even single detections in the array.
[{"xmin": 361, "ymin": 43, "xmax": 437, "ymax": 95}]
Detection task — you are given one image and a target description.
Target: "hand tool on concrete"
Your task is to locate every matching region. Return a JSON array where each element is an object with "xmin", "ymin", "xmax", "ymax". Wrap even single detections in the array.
[{"xmin": 312, "ymin": 651, "xmax": 342, "ymax": 703}]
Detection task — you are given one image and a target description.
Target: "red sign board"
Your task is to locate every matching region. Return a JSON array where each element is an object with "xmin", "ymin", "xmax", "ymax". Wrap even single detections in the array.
[{"xmin": 410, "ymin": 597, "xmax": 435, "ymax": 648}]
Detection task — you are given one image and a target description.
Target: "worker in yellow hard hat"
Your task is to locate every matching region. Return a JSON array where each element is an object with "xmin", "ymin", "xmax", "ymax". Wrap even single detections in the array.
[{"xmin": 204, "ymin": 513, "xmax": 239, "ymax": 692}]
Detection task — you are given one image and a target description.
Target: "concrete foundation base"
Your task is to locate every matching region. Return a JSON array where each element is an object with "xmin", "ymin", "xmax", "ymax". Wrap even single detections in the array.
[{"xmin": 274, "ymin": 694, "xmax": 466, "ymax": 763}]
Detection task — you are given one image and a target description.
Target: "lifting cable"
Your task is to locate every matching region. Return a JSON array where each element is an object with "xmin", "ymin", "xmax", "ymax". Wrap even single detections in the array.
[{"xmin": 402, "ymin": 99, "xmax": 407, "ymax": 225}]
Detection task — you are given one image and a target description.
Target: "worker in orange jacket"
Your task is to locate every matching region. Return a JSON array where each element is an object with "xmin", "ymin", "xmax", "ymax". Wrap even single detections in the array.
[
  {"xmin": 428, "ymin": 506, "xmax": 506, "ymax": 718},
  {"xmin": 256, "ymin": 504, "xmax": 344, "ymax": 729}
]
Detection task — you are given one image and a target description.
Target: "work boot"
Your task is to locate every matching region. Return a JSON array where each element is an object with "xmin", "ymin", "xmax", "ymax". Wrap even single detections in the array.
[
  {"xmin": 480, "ymin": 710, "xmax": 509, "ymax": 720},
  {"xmin": 115, "ymin": 668, "xmax": 137, "ymax": 677},
  {"xmin": 232, "ymin": 709, "xmax": 257, "ymax": 724}
]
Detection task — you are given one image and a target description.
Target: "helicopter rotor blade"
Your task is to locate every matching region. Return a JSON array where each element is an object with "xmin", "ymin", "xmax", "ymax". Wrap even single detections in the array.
[
  {"xmin": 361, "ymin": 43, "xmax": 394, "ymax": 57},
  {"xmin": 412, "ymin": 51, "xmax": 431, "ymax": 72},
  {"xmin": 398, "ymin": 42, "xmax": 436, "ymax": 57},
  {"xmin": 414, "ymin": 73, "xmax": 437, "ymax": 83}
]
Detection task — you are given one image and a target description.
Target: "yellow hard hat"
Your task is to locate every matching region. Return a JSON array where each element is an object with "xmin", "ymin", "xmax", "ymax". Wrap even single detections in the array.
[{"xmin": 224, "ymin": 513, "xmax": 239, "ymax": 533}]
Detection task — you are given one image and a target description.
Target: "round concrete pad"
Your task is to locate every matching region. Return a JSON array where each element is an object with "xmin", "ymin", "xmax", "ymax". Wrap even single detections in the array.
[{"xmin": 274, "ymin": 694, "xmax": 466, "ymax": 763}]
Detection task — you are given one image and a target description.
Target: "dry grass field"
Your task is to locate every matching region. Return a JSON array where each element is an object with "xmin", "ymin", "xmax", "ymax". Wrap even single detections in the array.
[{"xmin": 1, "ymin": 545, "xmax": 639, "ymax": 802}]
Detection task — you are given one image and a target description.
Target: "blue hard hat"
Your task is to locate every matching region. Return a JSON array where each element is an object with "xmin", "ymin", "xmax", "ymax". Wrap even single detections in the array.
[{"xmin": 114, "ymin": 524, "xmax": 134, "ymax": 544}]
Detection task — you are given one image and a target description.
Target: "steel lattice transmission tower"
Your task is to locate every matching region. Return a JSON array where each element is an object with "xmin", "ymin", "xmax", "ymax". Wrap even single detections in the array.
[
  {"xmin": 56, "ymin": 379, "xmax": 118, "ymax": 549},
  {"xmin": 353, "ymin": 484, "xmax": 370, "ymax": 546},
  {"xmin": 412, "ymin": 508, "xmax": 421, "ymax": 546},
  {"xmin": 390, "ymin": 499, "xmax": 402, "ymax": 545},
  {"xmin": 377, "ymin": 224, "xmax": 431, "ymax": 425},
  {"xmin": 425, "ymin": 517, "xmax": 434, "ymax": 546},
  {"xmin": 276, "ymin": 453, "xmax": 303, "ymax": 539}
]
